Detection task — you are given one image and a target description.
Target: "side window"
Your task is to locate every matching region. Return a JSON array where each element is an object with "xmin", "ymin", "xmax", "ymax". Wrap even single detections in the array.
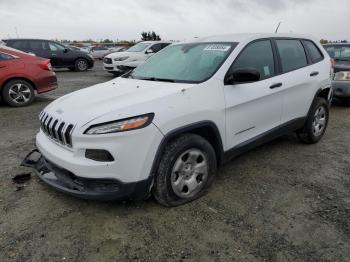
[
  {"xmin": 340, "ymin": 46, "xmax": 350, "ymax": 59},
  {"xmin": 276, "ymin": 39, "xmax": 307, "ymax": 73},
  {"xmin": 161, "ymin": 43, "xmax": 171, "ymax": 49},
  {"xmin": 232, "ymin": 40, "xmax": 275, "ymax": 80},
  {"xmin": 49, "ymin": 42, "xmax": 65, "ymax": 52},
  {"xmin": 11, "ymin": 40, "xmax": 27, "ymax": 51},
  {"xmin": 150, "ymin": 44, "xmax": 163, "ymax": 53},
  {"xmin": 0, "ymin": 52, "xmax": 14, "ymax": 60},
  {"xmin": 28, "ymin": 40, "xmax": 48, "ymax": 51},
  {"xmin": 304, "ymin": 40, "xmax": 323, "ymax": 63}
]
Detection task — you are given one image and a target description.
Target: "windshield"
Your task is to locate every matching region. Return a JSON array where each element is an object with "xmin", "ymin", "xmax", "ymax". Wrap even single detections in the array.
[
  {"xmin": 127, "ymin": 43, "xmax": 151, "ymax": 52},
  {"xmin": 325, "ymin": 45, "xmax": 350, "ymax": 61},
  {"xmin": 129, "ymin": 42, "xmax": 236, "ymax": 83}
]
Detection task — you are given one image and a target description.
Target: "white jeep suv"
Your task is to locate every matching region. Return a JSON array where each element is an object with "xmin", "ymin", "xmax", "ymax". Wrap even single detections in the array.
[
  {"xmin": 103, "ymin": 41, "xmax": 172, "ymax": 75},
  {"xmin": 23, "ymin": 34, "xmax": 332, "ymax": 206}
]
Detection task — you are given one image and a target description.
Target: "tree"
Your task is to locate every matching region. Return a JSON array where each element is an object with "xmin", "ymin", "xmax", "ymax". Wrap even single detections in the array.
[{"xmin": 141, "ymin": 31, "xmax": 161, "ymax": 41}]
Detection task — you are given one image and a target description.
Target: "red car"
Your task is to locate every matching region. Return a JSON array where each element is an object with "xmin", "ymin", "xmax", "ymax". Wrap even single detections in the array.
[{"xmin": 0, "ymin": 46, "xmax": 57, "ymax": 107}]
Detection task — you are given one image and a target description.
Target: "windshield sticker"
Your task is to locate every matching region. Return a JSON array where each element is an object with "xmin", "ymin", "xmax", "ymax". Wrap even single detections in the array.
[{"xmin": 204, "ymin": 44, "xmax": 231, "ymax": 52}]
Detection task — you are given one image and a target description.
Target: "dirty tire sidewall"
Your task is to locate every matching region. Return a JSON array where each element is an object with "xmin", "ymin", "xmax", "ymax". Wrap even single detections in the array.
[
  {"xmin": 297, "ymin": 97, "xmax": 329, "ymax": 144},
  {"xmin": 153, "ymin": 134, "xmax": 217, "ymax": 207},
  {"xmin": 2, "ymin": 79, "xmax": 35, "ymax": 107}
]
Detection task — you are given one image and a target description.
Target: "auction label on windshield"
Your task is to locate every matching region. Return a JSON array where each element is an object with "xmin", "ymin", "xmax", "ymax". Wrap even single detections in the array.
[{"xmin": 204, "ymin": 44, "xmax": 231, "ymax": 52}]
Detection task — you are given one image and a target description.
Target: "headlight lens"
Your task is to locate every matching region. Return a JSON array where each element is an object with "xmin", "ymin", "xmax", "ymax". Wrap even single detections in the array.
[
  {"xmin": 114, "ymin": 56, "xmax": 129, "ymax": 61},
  {"xmin": 334, "ymin": 71, "xmax": 350, "ymax": 81},
  {"xmin": 84, "ymin": 113, "xmax": 154, "ymax": 135}
]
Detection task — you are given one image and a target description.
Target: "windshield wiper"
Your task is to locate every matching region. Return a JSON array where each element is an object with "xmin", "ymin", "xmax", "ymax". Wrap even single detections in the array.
[{"xmin": 137, "ymin": 77, "xmax": 176, "ymax": 83}]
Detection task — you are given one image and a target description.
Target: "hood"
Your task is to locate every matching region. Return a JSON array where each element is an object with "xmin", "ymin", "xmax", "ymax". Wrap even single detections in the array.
[
  {"xmin": 106, "ymin": 51, "xmax": 138, "ymax": 58},
  {"xmin": 44, "ymin": 77, "xmax": 192, "ymax": 128}
]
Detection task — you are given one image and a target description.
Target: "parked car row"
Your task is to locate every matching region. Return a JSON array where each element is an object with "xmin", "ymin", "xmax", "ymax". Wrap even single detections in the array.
[{"xmin": 22, "ymin": 33, "xmax": 333, "ymax": 206}]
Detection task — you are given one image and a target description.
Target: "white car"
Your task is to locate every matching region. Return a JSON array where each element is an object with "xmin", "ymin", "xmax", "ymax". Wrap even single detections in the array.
[
  {"xmin": 90, "ymin": 46, "xmax": 113, "ymax": 59},
  {"xmin": 23, "ymin": 33, "xmax": 332, "ymax": 206},
  {"xmin": 103, "ymin": 41, "xmax": 172, "ymax": 75}
]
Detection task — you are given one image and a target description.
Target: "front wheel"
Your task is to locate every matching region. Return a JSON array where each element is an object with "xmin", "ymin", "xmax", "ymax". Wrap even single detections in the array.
[
  {"xmin": 74, "ymin": 58, "xmax": 88, "ymax": 71},
  {"xmin": 153, "ymin": 134, "xmax": 217, "ymax": 207},
  {"xmin": 297, "ymin": 97, "xmax": 329, "ymax": 144}
]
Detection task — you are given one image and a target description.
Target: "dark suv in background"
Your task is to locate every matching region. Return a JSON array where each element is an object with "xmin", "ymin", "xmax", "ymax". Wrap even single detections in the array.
[
  {"xmin": 323, "ymin": 43, "xmax": 350, "ymax": 105},
  {"xmin": 3, "ymin": 39, "xmax": 94, "ymax": 72}
]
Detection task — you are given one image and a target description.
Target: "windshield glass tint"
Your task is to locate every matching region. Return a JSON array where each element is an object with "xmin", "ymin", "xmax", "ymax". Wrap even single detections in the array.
[
  {"xmin": 127, "ymin": 43, "xmax": 151, "ymax": 52},
  {"xmin": 325, "ymin": 45, "xmax": 350, "ymax": 61},
  {"xmin": 130, "ymin": 42, "xmax": 236, "ymax": 83}
]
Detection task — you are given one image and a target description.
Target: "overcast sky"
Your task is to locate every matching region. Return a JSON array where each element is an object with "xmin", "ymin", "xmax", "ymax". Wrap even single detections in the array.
[{"xmin": 0, "ymin": 0, "xmax": 349, "ymax": 42}]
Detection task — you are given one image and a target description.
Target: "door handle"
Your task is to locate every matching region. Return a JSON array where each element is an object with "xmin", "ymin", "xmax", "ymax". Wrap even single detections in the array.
[
  {"xmin": 310, "ymin": 71, "xmax": 319, "ymax": 77},
  {"xmin": 270, "ymin": 83, "xmax": 283, "ymax": 89}
]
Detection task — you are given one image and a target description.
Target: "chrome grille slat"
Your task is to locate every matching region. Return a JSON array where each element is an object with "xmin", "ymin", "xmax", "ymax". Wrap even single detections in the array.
[{"xmin": 39, "ymin": 112, "xmax": 75, "ymax": 148}]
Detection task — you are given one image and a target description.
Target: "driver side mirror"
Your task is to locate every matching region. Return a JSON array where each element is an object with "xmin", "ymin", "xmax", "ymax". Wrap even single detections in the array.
[
  {"xmin": 146, "ymin": 49, "xmax": 154, "ymax": 54},
  {"xmin": 63, "ymin": 48, "xmax": 69, "ymax": 53},
  {"xmin": 225, "ymin": 68, "xmax": 260, "ymax": 85}
]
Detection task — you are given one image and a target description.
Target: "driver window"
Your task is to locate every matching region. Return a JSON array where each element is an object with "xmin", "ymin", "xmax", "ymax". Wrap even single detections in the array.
[
  {"xmin": 232, "ymin": 40, "xmax": 275, "ymax": 80},
  {"xmin": 49, "ymin": 42, "xmax": 65, "ymax": 52}
]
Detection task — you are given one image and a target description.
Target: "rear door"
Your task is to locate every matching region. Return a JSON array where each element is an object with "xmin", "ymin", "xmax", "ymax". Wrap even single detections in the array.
[
  {"xmin": 27, "ymin": 40, "xmax": 51, "ymax": 59},
  {"xmin": 274, "ymin": 39, "xmax": 325, "ymax": 123},
  {"xmin": 224, "ymin": 39, "xmax": 283, "ymax": 148}
]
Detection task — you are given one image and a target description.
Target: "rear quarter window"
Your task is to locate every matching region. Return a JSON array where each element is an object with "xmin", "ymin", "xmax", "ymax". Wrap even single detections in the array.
[
  {"xmin": 304, "ymin": 40, "xmax": 324, "ymax": 63},
  {"xmin": 0, "ymin": 52, "xmax": 15, "ymax": 60}
]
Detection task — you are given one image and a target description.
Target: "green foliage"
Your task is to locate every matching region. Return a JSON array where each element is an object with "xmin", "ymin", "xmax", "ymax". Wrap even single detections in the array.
[{"xmin": 141, "ymin": 31, "xmax": 161, "ymax": 41}]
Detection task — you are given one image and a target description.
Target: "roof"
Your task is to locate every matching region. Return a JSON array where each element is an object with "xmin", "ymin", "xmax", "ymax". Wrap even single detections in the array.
[
  {"xmin": 195, "ymin": 33, "xmax": 316, "ymax": 43},
  {"xmin": 139, "ymin": 40, "xmax": 173, "ymax": 44}
]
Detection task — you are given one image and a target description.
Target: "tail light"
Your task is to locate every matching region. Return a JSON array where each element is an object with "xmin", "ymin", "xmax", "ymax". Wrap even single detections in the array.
[{"xmin": 39, "ymin": 60, "xmax": 53, "ymax": 71}]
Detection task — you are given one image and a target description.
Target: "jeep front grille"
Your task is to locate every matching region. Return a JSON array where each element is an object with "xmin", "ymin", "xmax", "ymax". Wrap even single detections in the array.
[{"xmin": 39, "ymin": 111, "xmax": 75, "ymax": 147}]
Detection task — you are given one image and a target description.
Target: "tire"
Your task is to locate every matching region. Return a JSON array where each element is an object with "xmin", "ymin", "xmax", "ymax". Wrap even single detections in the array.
[
  {"xmin": 74, "ymin": 58, "xmax": 88, "ymax": 71},
  {"xmin": 297, "ymin": 97, "xmax": 329, "ymax": 144},
  {"xmin": 153, "ymin": 134, "xmax": 217, "ymax": 207},
  {"xmin": 2, "ymin": 79, "xmax": 35, "ymax": 107}
]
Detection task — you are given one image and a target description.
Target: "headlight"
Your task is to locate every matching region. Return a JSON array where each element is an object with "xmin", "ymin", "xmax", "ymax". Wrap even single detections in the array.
[
  {"xmin": 114, "ymin": 56, "xmax": 129, "ymax": 61},
  {"xmin": 84, "ymin": 113, "xmax": 154, "ymax": 135},
  {"xmin": 334, "ymin": 71, "xmax": 350, "ymax": 81}
]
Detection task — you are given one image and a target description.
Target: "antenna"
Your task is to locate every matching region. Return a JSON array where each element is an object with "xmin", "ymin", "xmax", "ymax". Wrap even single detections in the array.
[{"xmin": 275, "ymin": 22, "xmax": 282, "ymax": 34}]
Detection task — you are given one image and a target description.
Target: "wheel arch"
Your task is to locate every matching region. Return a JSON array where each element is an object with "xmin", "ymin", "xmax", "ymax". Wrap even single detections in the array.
[
  {"xmin": 149, "ymin": 121, "xmax": 224, "ymax": 180},
  {"xmin": 1, "ymin": 77, "xmax": 36, "ymax": 96}
]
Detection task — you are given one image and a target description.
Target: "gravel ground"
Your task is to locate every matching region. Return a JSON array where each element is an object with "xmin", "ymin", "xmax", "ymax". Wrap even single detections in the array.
[{"xmin": 0, "ymin": 61, "xmax": 349, "ymax": 262}]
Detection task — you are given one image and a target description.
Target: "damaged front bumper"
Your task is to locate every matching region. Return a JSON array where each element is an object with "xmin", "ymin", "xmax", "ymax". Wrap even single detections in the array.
[{"xmin": 21, "ymin": 149, "xmax": 152, "ymax": 201}]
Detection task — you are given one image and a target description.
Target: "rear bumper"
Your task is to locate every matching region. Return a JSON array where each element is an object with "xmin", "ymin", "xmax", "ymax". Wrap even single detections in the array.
[
  {"xmin": 332, "ymin": 80, "xmax": 350, "ymax": 98},
  {"xmin": 21, "ymin": 149, "xmax": 152, "ymax": 201},
  {"xmin": 36, "ymin": 74, "xmax": 58, "ymax": 94}
]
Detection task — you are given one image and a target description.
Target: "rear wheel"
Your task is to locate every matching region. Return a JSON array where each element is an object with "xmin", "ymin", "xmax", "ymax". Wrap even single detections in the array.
[
  {"xmin": 297, "ymin": 97, "xmax": 329, "ymax": 144},
  {"xmin": 74, "ymin": 58, "xmax": 88, "ymax": 71},
  {"xmin": 153, "ymin": 134, "xmax": 217, "ymax": 207},
  {"xmin": 2, "ymin": 79, "xmax": 35, "ymax": 107}
]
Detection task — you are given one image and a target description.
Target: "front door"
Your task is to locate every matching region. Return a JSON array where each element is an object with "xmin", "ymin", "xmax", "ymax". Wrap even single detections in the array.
[{"xmin": 224, "ymin": 39, "xmax": 283, "ymax": 149}]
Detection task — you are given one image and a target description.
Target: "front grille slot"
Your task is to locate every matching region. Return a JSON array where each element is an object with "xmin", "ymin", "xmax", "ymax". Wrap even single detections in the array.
[{"xmin": 39, "ymin": 112, "xmax": 75, "ymax": 148}]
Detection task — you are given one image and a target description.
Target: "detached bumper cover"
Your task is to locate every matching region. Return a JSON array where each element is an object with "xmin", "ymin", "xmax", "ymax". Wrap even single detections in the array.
[{"xmin": 21, "ymin": 149, "xmax": 152, "ymax": 201}]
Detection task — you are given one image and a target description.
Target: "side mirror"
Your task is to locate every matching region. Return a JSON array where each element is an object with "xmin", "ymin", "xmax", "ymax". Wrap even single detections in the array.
[
  {"xmin": 146, "ymin": 49, "xmax": 154, "ymax": 54},
  {"xmin": 63, "ymin": 48, "xmax": 69, "ymax": 53},
  {"xmin": 225, "ymin": 68, "xmax": 260, "ymax": 85}
]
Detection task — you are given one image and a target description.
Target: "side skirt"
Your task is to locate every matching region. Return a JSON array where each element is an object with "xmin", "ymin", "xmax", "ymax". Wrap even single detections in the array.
[{"xmin": 222, "ymin": 117, "xmax": 306, "ymax": 164}]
